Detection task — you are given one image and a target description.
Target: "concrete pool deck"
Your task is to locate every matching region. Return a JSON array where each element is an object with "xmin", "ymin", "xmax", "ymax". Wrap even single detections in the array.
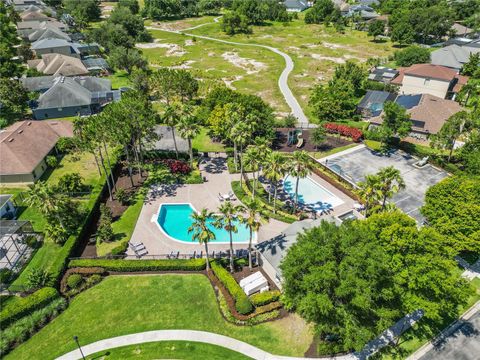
[{"xmin": 129, "ymin": 156, "xmax": 356, "ymax": 256}]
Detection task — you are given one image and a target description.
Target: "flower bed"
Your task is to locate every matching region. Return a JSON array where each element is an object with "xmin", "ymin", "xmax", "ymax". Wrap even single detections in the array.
[
  {"xmin": 324, "ymin": 123, "xmax": 363, "ymax": 142},
  {"xmin": 162, "ymin": 159, "xmax": 191, "ymax": 174}
]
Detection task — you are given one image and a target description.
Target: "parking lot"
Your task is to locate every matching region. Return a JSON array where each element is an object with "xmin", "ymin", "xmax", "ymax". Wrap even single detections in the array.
[{"xmin": 321, "ymin": 145, "xmax": 448, "ymax": 223}]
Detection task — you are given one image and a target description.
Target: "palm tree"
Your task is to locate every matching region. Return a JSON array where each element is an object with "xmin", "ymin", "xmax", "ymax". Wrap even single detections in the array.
[
  {"xmin": 188, "ymin": 208, "xmax": 216, "ymax": 271},
  {"xmin": 243, "ymin": 146, "xmax": 261, "ymax": 199},
  {"xmin": 25, "ymin": 181, "xmax": 66, "ymax": 230},
  {"xmin": 242, "ymin": 198, "xmax": 266, "ymax": 271},
  {"xmin": 176, "ymin": 106, "xmax": 200, "ymax": 166},
  {"xmin": 288, "ymin": 151, "xmax": 311, "ymax": 212},
  {"xmin": 377, "ymin": 167, "xmax": 405, "ymax": 210},
  {"xmin": 164, "ymin": 102, "xmax": 182, "ymax": 159},
  {"xmin": 235, "ymin": 122, "xmax": 251, "ymax": 187},
  {"xmin": 214, "ymin": 201, "xmax": 245, "ymax": 273},
  {"xmin": 357, "ymin": 174, "xmax": 382, "ymax": 216},
  {"xmin": 262, "ymin": 152, "xmax": 286, "ymax": 213}
]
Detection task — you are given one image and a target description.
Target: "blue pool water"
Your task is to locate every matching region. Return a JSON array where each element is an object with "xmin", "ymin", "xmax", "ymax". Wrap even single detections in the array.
[
  {"xmin": 157, "ymin": 204, "xmax": 251, "ymax": 243},
  {"xmin": 283, "ymin": 175, "xmax": 344, "ymax": 211}
]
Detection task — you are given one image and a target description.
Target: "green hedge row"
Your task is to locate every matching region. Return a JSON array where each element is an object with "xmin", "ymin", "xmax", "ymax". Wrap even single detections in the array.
[
  {"xmin": 68, "ymin": 258, "xmax": 206, "ymax": 271},
  {"xmin": 0, "ymin": 287, "xmax": 59, "ymax": 328},
  {"xmin": 250, "ymin": 290, "xmax": 281, "ymax": 307},
  {"xmin": 210, "ymin": 260, "xmax": 253, "ymax": 315}
]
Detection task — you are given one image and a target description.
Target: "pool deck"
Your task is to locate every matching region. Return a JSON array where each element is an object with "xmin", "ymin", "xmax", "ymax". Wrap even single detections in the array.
[{"xmin": 129, "ymin": 156, "xmax": 356, "ymax": 257}]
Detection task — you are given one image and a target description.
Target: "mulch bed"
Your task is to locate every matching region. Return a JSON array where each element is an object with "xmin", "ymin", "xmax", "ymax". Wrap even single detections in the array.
[{"xmin": 273, "ymin": 128, "xmax": 352, "ymax": 153}]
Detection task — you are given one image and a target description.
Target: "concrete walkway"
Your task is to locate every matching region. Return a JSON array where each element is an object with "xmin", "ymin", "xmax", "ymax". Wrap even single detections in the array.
[
  {"xmin": 56, "ymin": 330, "xmax": 357, "ymax": 360},
  {"xmin": 147, "ymin": 21, "xmax": 310, "ymax": 126}
]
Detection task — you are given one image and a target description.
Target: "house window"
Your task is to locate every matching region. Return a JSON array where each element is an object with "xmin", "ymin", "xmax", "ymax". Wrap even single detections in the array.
[{"xmin": 424, "ymin": 78, "xmax": 431, "ymax": 85}]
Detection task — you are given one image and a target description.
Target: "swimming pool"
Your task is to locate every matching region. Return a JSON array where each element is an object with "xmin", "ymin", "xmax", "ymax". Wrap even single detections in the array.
[
  {"xmin": 283, "ymin": 175, "xmax": 344, "ymax": 211},
  {"xmin": 156, "ymin": 203, "xmax": 253, "ymax": 244}
]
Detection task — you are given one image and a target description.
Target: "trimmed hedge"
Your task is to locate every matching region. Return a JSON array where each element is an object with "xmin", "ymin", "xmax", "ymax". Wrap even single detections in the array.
[
  {"xmin": 0, "ymin": 287, "xmax": 59, "ymax": 328},
  {"xmin": 250, "ymin": 290, "xmax": 281, "ymax": 307},
  {"xmin": 210, "ymin": 260, "xmax": 253, "ymax": 315},
  {"xmin": 68, "ymin": 258, "xmax": 206, "ymax": 271}
]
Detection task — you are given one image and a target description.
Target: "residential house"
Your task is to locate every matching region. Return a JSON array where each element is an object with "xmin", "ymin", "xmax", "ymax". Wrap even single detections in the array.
[
  {"xmin": 27, "ymin": 53, "xmax": 89, "ymax": 76},
  {"xmin": 431, "ymin": 43, "xmax": 480, "ymax": 70},
  {"xmin": 345, "ymin": 4, "xmax": 379, "ymax": 20},
  {"xmin": 82, "ymin": 56, "xmax": 110, "ymax": 73},
  {"xmin": 26, "ymin": 24, "xmax": 71, "ymax": 42},
  {"xmin": 17, "ymin": 19, "xmax": 67, "ymax": 39},
  {"xmin": 368, "ymin": 66, "xmax": 399, "ymax": 83},
  {"xmin": 369, "ymin": 94, "xmax": 463, "ymax": 140},
  {"xmin": 0, "ymin": 195, "xmax": 16, "ymax": 220},
  {"xmin": 357, "ymin": 90, "xmax": 396, "ymax": 118},
  {"xmin": 30, "ymin": 39, "xmax": 99, "ymax": 58},
  {"xmin": 451, "ymin": 22, "xmax": 476, "ymax": 38},
  {"xmin": 0, "ymin": 120, "xmax": 73, "ymax": 184},
  {"xmin": 390, "ymin": 63, "xmax": 468, "ymax": 99},
  {"xmin": 21, "ymin": 76, "xmax": 121, "ymax": 120},
  {"xmin": 20, "ymin": 7, "xmax": 49, "ymax": 21},
  {"xmin": 9, "ymin": 0, "xmax": 55, "ymax": 14},
  {"xmin": 284, "ymin": 0, "xmax": 309, "ymax": 12}
]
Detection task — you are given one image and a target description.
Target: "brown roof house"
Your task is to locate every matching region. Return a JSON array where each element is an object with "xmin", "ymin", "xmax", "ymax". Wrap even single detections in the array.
[
  {"xmin": 0, "ymin": 120, "xmax": 73, "ymax": 184},
  {"xmin": 391, "ymin": 63, "xmax": 468, "ymax": 100},
  {"xmin": 370, "ymin": 94, "xmax": 463, "ymax": 140},
  {"xmin": 27, "ymin": 53, "xmax": 89, "ymax": 76}
]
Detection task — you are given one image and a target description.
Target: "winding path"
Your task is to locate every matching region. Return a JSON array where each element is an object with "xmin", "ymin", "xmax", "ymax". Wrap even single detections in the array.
[
  {"xmin": 147, "ymin": 19, "xmax": 310, "ymax": 126},
  {"xmin": 56, "ymin": 330, "xmax": 355, "ymax": 360}
]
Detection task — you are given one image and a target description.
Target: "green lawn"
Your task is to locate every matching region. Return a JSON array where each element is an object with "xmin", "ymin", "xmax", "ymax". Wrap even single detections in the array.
[
  {"xmin": 311, "ymin": 143, "xmax": 359, "ymax": 159},
  {"xmin": 192, "ymin": 127, "xmax": 226, "ymax": 152},
  {"xmin": 107, "ymin": 71, "xmax": 131, "ymax": 89},
  {"xmin": 7, "ymin": 275, "xmax": 312, "ymax": 359},
  {"xmin": 86, "ymin": 341, "xmax": 252, "ymax": 360}
]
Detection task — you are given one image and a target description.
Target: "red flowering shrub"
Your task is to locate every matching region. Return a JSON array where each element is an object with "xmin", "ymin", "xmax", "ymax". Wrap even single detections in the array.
[
  {"xmin": 323, "ymin": 123, "xmax": 363, "ymax": 142},
  {"xmin": 162, "ymin": 159, "xmax": 191, "ymax": 174}
]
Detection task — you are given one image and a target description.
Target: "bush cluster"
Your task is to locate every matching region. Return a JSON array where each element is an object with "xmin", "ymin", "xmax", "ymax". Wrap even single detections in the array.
[
  {"xmin": 68, "ymin": 258, "xmax": 206, "ymax": 271},
  {"xmin": 250, "ymin": 290, "xmax": 281, "ymax": 307},
  {"xmin": 323, "ymin": 123, "xmax": 363, "ymax": 142},
  {"xmin": 162, "ymin": 159, "xmax": 191, "ymax": 174},
  {"xmin": 0, "ymin": 287, "xmax": 59, "ymax": 328},
  {"xmin": 66, "ymin": 274, "xmax": 83, "ymax": 289},
  {"xmin": 0, "ymin": 298, "xmax": 67, "ymax": 355},
  {"xmin": 210, "ymin": 260, "xmax": 253, "ymax": 315}
]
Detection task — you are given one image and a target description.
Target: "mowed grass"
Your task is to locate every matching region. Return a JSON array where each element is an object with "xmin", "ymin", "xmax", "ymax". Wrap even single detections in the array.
[
  {"xmin": 7, "ymin": 275, "xmax": 313, "ymax": 359},
  {"xmin": 141, "ymin": 29, "xmax": 289, "ymax": 113},
  {"xmin": 192, "ymin": 127, "xmax": 226, "ymax": 152},
  {"xmin": 86, "ymin": 341, "xmax": 252, "ymax": 360}
]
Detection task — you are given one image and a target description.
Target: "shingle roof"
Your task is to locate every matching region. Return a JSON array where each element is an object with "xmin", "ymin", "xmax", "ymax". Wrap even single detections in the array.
[
  {"xmin": 370, "ymin": 94, "xmax": 463, "ymax": 134},
  {"xmin": 21, "ymin": 75, "xmax": 112, "ymax": 93},
  {"xmin": 31, "ymin": 38, "xmax": 74, "ymax": 50},
  {"xmin": 431, "ymin": 44, "xmax": 479, "ymax": 69},
  {"xmin": 28, "ymin": 26, "xmax": 71, "ymax": 42},
  {"xmin": 391, "ymin": 63, "xmax": 459, "ymax": 84},
  {"xmin": 284, "ymin": 0, "xmax": 308, "ymax": 10},
  {"xmin": 27, "ymin": 53, "xmax": 89, "ymax": 76},
  {"xmin": 37, "ymin": 77, "xmax": 92, "ymax": 109},
  {"xmin": 0, "ymin": 121, "xmax": 73, "ymax": 176}
]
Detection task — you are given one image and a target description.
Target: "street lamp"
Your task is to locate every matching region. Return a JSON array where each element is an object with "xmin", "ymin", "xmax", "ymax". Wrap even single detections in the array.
[{"xmin": 73, "ymin": 335, "xmax": 86, "ymax": 360}]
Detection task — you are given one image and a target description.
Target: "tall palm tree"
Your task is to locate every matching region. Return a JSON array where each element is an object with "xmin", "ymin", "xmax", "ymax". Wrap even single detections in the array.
[
  {"xmin": 288, "ymin": 151, "xmax": 311, "ymax": 212},
  {"xmin": 164, "ymin": 102, "xmax": 182, "ymax": 159},
  {"xmin": 235, "ymin": 122, "xmax": 251, "ymax": 187},
  {"xmin": 176, "ymin": 106, "xmax": 200, "ymax": 166},
  {"xmin": 377, "ymin": 167, "xmax": 405, "ymax": 210},
  {"xmin": 242, "ymin": 198, "xmax": 267, "ymax": 271},
  {"xmin": 357, "ymin": 174, "xmax": 382, "ymax": 216},
  {"xmin": 262, "ymin": 152, "xmax": 286, "ymax": 213},
  {"xmin": 214, "ymin": 201, "xmax": 245, "ymax": 273},
  {"xmin": 188, "ymin": 208, "xmax": 216, "ymax": 270},
  {"xmin": 243, "ymin": 146, "xmax": 261, "ymax": 199}
]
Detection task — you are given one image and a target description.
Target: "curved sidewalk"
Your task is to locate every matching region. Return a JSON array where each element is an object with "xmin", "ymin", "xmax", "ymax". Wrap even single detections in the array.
[
  {"xmin": 56, "ymin": 330, "xmax": 355, "ymax": 360},
  {"xmin": 146, "ymin": 25, "xmax": 309, "ymax": 125}
]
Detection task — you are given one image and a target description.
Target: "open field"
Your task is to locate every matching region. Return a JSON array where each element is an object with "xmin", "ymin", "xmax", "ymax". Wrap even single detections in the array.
[
  {"xmin": 144, "ymin": 16, "xmax": 394, "ymax": 121},
  {"xmin": 6, "ymin": 275, "xmax": 313, "ymax": 359},
  {"xmin": 86, "ymin": 341, "xmax": 252, "ymax": 360}
]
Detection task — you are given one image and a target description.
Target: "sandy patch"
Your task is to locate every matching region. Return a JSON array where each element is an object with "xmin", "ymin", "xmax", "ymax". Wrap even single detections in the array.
[
  {"xmin": 184, "ymin": 39, "xmax": 195, "ymax": 46},
  {"xmin": 136, "ymin": 40, "xmax": 186, "ymax": 56},
  {"xmin": 311, "ymin": 54, "xmax": 346, "ymax": 64},
  {"xmin": 221, "ymin": 52, "xmax": 266, "ymax": 74},
  {"xmin": 288, "ymin": 46, "xmax": 301, "ymax": 51},
  {"xmin": 222, "ymin": 75, "xmax": 243, "ymax": 90},
  {"xmin": 170, "ymin": 60, "xmax": 196, "ymax": 69}
]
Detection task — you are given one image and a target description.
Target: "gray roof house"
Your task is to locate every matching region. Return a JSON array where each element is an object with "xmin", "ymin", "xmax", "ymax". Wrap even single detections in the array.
[
  {"xmin": 284, "ymin": 0, "xmax": 309, "ymax": 12},
  {"xmin": 431, "ymin": 44, "xmax": 480, "ymax": 70},
  {"xmin": 256, "ymin": 217, "xmax": 341, "ymax": 288},
  {"xmin": 27, "ymin": 25, "xmax": 71, "ymax": 42},
  {"xmin": 357, "ymin": 90, "xmax": 396, "ymax": 118},
  {"xmin": 24, "ymin": 76, "xmax": 121, "ymax": 120},
  {"xmin": 17, "ymin": 19, "xmax": 67, "ymax": 38},
  {"xmin": 31, "ymin": 39, "xmax": 100, "ymax": 58}
]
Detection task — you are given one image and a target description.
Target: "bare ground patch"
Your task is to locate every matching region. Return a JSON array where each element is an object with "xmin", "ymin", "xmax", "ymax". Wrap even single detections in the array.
[{"xmin": 221, "ymin": 52, "xmax": 267, "ymax": 74}]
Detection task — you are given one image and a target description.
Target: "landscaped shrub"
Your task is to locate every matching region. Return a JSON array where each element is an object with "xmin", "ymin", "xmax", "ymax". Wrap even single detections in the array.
[
  {"xmin": 110, "ymin": 241, "xmax": 128, "ymax": 256},
  {"xmin": 210, "ymin": 260, "xmax": 253, "ymax": 315},
  {"xmin": 86, "ymin": 274, "xmax": 102, "ymax": 286},
  {"xmin": 68, "ymin": 258, "xmax": 206, "ymax": 271},
  {"xmin": 0, "ymin": 297, "xmax": 67, "ymax": 355},
  {"xmin": 323, "ymin": 123, "xmax": 363, "ymax": 142},
  {"xmin": 67, "ymin": 274, "xmax": 83, "ymax": 289},
  {"xmin": 25, "ymin": 268, "xmax": 53, "ymax": 290},
  {"xmin": 45, "ymin": 155, "xmax": 58, "ymax": 168},
  {"xmin": 0, "ymin": 268, "xmax": 13, "ymax": 284},
  {"xmin": 56, "ymin": 137, "xmax": 77, "ymax": 153},
  {"xmin": 0, "ymin": 287, "xmax": 59, "ymax": 328},
  {"xmin": 115, "ymin": 188, "xmax": 131, "ymax": 205},
  {"xmin": 250, "ymin": 290, "xmax": 281, "ymax": 307},
  {"xmin": 162, "ymin": 159, "xmax": 191, "ymax": 174},
  {"xmin": 57, "ymin": 173, "xmax": 84, "ymax": 194}
]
